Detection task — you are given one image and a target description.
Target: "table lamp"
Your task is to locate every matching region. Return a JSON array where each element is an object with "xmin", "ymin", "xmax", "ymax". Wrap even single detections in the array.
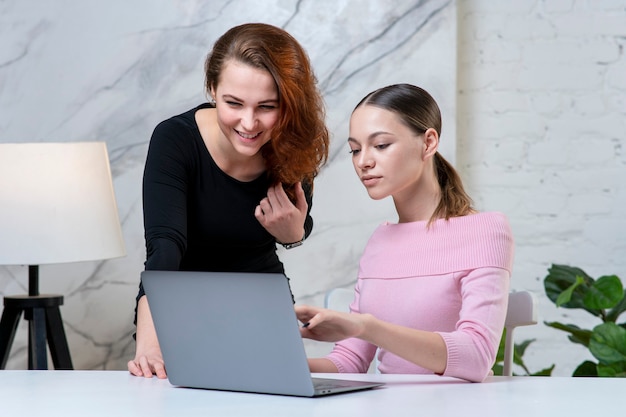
[{"xmin": 0, "ymin": 142, "xmax": 126, "ymax": 370}]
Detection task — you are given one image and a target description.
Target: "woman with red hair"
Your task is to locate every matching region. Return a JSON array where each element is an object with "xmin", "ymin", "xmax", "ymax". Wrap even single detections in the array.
[{"xmin": 129, "ymin": 23, "xmax": 329, "ymax": 378}]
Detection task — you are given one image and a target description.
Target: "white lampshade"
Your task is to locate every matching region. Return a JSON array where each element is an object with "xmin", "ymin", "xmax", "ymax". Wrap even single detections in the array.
[{"xmin": 0, "ymin": 142, "xmax": 126, "ymax": 265}]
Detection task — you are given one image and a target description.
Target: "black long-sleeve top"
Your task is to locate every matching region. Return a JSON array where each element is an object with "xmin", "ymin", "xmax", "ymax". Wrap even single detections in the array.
[{"xmin": 135, "ymin": 103, "xmax": 314, "ymax": 305}]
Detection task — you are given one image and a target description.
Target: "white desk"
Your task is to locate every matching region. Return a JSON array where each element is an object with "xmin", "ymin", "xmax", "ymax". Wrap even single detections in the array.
[{"xmin": 0, "ymin": 371, "xmax": 622, "ymax": 416}]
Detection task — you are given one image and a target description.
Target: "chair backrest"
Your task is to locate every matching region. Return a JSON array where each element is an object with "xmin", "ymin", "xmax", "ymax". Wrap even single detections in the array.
[
  {"xmin": 324, "ymin": 287, "xmax": 354, "ymax": 313},
  {"xmin": 503, "ymin": 290, "xmax": 538, "ymax": 376},
  {"xmin": 324, "ymin": 287, "xmax": 538, "ymax": 377},
  {"xmin": 324, "ymin": 287, "xmax": 378, "ymax": 373}
]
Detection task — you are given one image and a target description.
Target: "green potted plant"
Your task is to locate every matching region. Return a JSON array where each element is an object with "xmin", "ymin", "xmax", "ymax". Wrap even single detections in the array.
[
  {"xmin": 491, "ymin": 333, "xmax": 554, "ymax": 376},
  {"xmin": 544, "ymin": 264, "xmax": 626, "ymax": 376}
]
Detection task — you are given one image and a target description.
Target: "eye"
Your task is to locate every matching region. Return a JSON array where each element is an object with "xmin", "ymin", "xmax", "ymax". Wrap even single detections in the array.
[
  {"xmin": 259, "ymin": 104, "xmax": 277, "ymax": 110},
  {"xmin": 348, "ymin": 148, "xmax": 361, "ymax": 155},
  {"xmin": 375, "ymin": 143, "xmax": 390, "ymax": 150},
  {"xmin": 226, "ymin": 101, "xmax": 242, "ymax": 107}
]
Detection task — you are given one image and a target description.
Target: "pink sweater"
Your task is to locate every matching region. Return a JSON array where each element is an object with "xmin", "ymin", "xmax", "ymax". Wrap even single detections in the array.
[{"xmin": 326, "ymin": 212, "xmax": 514, "ymax": 382}]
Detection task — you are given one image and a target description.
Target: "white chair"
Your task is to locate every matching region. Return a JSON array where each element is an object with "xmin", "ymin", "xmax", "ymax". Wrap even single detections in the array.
[
  {"xmin": 324, "ymin": 287, "xmax": 538, "ymax": 377},
  {"xmin": 503, "ymin": 290, "xmax": 538, "ymax": 376},
  {"xmin": 324, "ymin": 287, "xmax": 357, "ymax": 314},
  {"xmin": 324, "ymin": 287, "xmax": 378, "ymax": 373}
]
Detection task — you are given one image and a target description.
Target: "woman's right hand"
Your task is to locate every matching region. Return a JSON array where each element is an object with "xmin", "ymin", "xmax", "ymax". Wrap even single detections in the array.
[
  {"xmin": 255, "ymin": 182, "xmax": 308, "ymax": 245},
  {"xmin": 295, "ymin": 304, "xmax": 366, "ymax": 343},
  {"xmin": 127, "ymin": 346, "xmax": 167, "ymax": 379}
]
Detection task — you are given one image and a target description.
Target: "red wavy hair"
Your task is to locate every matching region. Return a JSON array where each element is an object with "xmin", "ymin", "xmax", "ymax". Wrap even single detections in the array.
[{"xmin": 205, "ymin": 23, "xmax": 329, "ymax": 200}]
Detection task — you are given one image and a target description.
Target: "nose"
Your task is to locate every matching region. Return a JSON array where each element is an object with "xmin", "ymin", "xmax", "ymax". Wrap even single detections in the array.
[
  {"xmin": 356, "ymin": 149, "xmax": 374, "ymax": 170},
  {"xmin": 240, "ymin": 108, "xmax": 257, "ymax": 131}
]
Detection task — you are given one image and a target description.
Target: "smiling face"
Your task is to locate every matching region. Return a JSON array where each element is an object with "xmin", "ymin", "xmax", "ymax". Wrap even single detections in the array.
[
  {"xmin": 348, "ymin": 105, "xmax": 437, "ymax": 202},
  {"xmin": 210, "ymin": 60, "xmax": 279, "ymax": 159}
]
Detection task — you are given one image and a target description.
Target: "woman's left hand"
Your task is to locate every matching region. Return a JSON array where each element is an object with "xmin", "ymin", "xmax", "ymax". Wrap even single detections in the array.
[{"xmin": 255, "ymin": 182, "xmax": 307, "ymax": 244}]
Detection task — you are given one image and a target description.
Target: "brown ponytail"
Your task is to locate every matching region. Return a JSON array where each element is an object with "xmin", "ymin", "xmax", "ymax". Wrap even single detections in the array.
[{"xmin": 432, "ymin": 152, "xmax": 474, "ymax": 223}]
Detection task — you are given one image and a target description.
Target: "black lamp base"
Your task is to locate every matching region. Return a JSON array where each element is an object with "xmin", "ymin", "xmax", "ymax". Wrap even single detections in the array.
[{"xmin": 0, "ymin": 294, "xmax": 73, "ymax": 370}]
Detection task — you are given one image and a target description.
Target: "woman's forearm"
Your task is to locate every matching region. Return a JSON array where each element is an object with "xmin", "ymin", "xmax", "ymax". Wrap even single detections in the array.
[
  {"xmin": 135, "ymin": 296, "xmax": 160, "ymax": 351},
  {"xmin": 308, "ymin": 358, "xmax": 339, "ymax": 373},
  {"xmin": 360, "ymin": 314, "xmax": 447, "ymax": 374}
]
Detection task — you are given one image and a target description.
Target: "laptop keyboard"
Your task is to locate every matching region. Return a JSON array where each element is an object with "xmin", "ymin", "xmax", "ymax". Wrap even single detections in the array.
[{"xmin": 312, "ymin": 377, "xmax": 366, "ymax": 390}]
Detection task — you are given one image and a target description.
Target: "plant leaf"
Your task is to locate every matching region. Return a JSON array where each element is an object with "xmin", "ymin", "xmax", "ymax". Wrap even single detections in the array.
[
  {"xmin": 572, "ymin": 360, "xmax": 598, "ymax": 377},
  {"xmin": 544, "ymin": 264, "xmax": 602, "ymax": 317},
  {"xmin": 513, "ymin": 339, "xmax": 535, "ymax": 371},
  {"xmin": 544, "ymin": 321, "xmax": 592, "ymax": 347},
  {"xmin": 589, "ymin": 322, "xmax": 626, "ymax": 364},
  {"xmin": 556, "ymin": 275, "xmax": 584, "ymax": 306},
  {"xmin": 597, "ymin": 361, "xmax": 626, "ymax": 377},
  {"xmin": 544, "ymin": 264, "xmax": 592, "ymax": 305},
  {"xmin": 530, "ymin": 365, "xmax": 555, "ymax": 376},
  {"xmin": 514, "ymin": 338, "xmax": 535, "ymax": 358},
  {"xmin": 491, "ymin": 363, "xmax": 503, "ymax": 376},
  {"xmin": 494, "ymin": 329, "xmax": 506, "ymax": 363},
  {"xmin": 583, "ymin": 275, "xmax": 624, "ymax": 310},
  {"xmin": 606, "ymin": 289, "xmax": 626, "ymax": 323}
]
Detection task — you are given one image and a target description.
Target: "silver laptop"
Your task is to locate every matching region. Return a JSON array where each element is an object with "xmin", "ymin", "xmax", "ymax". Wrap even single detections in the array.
[{"xmin": 141, "ymin": 270, "xmax": 383, "ymax": 397}]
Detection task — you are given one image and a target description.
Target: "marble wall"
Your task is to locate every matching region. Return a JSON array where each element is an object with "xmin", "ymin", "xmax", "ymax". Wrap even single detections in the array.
[{"xmin": 0, "ymin": 0, "xmax": 457, "ymax": 369}]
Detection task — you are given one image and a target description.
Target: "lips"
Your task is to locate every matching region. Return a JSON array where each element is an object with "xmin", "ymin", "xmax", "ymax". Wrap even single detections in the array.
[
  {"xmin": 236, "ymin": 129, "xmax": 262, "ymax": 140},
  {"xmin": 361, "ymin": 175, "xmax": 381, "ymax": 186}
]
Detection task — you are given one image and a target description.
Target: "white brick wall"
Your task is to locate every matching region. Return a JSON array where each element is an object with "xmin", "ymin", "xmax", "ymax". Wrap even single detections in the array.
[{"xmin": 458, "ymin": 0, "xmax": 626, "ymax": 376}]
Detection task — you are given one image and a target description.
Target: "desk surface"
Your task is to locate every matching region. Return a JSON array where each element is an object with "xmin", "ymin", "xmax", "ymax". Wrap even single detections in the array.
[{"xmin": 0, "ymin": 370, "xmax": 622, "ymax": 416}]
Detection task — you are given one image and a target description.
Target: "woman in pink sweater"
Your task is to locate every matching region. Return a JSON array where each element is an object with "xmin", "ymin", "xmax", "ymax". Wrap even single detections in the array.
[{"xmin": 296, "ymin": 84, "xmax": 514, "ymax": 382}]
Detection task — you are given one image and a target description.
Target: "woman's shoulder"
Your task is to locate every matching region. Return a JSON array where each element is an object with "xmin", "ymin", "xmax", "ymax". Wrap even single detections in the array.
[
  {"xmin": 443, "ymin": 212, "xmax": 513, "ymax": 245},
  {"xmin": 154, "ymin": 103, "xmax": 208, "ymax": 133},
  {"xmin": 363, "ymin": 212, "xmax": 514, "ymax": 275},
  {"xmin": 149, "ymin": 104, "xmax": 210, "ymax": 151},
  {"xmin": 448, "ymin": 211, "xmax": 514, "ymax": 270},
  {"xmin": 455, "ymin": 211, "xmax": 511, "ymax": 231}
]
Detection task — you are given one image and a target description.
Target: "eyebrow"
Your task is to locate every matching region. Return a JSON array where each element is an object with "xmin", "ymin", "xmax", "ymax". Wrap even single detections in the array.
[
  {"xmin": 222, "ymin": 94, "xmax": 279, "ymax": 104},
  {"xmin": 347, "ymin": 131, "xmax": 393, "ymax": 144}
]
